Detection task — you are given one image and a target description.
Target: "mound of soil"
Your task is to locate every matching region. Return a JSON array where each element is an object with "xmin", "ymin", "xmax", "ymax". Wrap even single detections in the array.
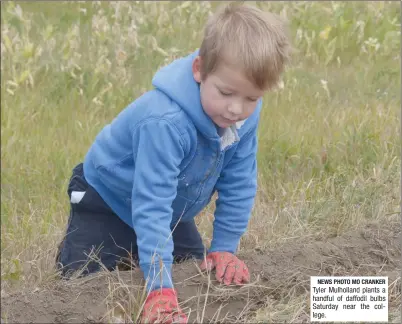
[{"xmin": 2, "ymin": 219, "xmax": 400, "ymax": 323}]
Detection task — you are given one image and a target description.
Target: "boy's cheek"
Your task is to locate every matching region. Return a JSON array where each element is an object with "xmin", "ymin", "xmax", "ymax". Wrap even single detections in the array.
[
  {"xmin": 243, "ymin": 103, "xmax": 258, "ymax": 118},
  {"xmin": 202, "ymin": 98, "xmax": 222, "ymax": 116}
]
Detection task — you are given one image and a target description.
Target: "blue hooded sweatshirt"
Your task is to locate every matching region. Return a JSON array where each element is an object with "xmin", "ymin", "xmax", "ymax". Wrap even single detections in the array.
[{"xmin": 83, "ymin": 50, "xmax": 262, "ymax": 292}]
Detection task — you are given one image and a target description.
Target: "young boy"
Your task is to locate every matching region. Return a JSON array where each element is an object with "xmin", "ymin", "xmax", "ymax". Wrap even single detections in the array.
[{"xmin": 56, "ymin": 2, "xmax": 290, "ymax": 323}]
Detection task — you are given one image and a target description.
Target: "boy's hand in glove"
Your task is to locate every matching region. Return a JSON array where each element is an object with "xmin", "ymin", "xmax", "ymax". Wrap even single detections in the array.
[
  {"xmin": 141, "ymin": 288, "xmax": 188, "ymax": 324},
  {"xmin": 200, "ymin": 251, "xmax": 250, "ymax": 285}
]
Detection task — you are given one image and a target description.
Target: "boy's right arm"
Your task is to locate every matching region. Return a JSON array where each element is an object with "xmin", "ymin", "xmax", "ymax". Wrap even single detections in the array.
[{"xmin": 130, "ymin": 117, "xmax": 186, "ymax": 292}]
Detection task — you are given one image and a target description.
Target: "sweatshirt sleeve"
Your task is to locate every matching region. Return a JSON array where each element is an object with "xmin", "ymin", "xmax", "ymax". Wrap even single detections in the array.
[
  {"xmin": 209, "ymin": 122, "xmax": 258, "ymax": 254},
  {"xmin": 131, "ymin": 118, "xmax": 185, "ymax": 292}
]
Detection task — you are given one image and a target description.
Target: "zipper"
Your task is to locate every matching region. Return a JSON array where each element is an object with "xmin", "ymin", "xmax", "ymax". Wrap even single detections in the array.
[
  {"xmin": 198, "ymin": 136, "xmax": 239, "ymax": 196},
  {"xmin": 209, "ymin": 141, "xmax": 236, "ymax": 180}
]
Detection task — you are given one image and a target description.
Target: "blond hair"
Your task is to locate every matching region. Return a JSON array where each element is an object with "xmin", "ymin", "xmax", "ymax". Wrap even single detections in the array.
[{"xmin": 199, "ymin": 2, "xmax": 291, "ymax": 90}]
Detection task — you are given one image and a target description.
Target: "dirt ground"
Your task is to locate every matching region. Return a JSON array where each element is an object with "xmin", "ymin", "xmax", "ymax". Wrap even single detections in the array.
[{"xmin": 1, "ymin": 218, "xmax": 400, "ymax": 323}]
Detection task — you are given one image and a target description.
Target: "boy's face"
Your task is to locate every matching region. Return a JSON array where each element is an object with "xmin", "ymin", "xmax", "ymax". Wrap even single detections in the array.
[{"xmin": 192, "ymin": 55, "xmax": 265, "ymax": 129}]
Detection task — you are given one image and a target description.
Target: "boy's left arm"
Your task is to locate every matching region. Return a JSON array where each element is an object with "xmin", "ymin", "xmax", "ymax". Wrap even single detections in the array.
[{"xmin": 201, "ymin": 119, "xmax": 259, "ymax": 285}]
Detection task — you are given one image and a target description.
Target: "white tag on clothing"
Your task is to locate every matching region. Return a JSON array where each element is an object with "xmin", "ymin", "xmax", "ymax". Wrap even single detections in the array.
[{"xmin": 71, "ymin": 191, "xmax": 86, "ymax": 204}]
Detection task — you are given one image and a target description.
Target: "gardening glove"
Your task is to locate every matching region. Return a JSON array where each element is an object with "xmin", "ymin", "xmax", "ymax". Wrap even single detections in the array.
[
  {"xmin": 141, "ymin": 288, "xmax": 188, "ymax": 324},
  {"xmin": 200, "ymin": 251, "xmax": 250, "ymax": 285}
]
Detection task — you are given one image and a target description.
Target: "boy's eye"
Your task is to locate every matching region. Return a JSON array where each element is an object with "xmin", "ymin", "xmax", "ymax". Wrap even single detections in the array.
[
  {"xmin": 248, "ymin": 97, "xmax": 258, "ymax": 102},
  {"xmin": 219, "ymin": 89, "xmax": 232, "ymax": 96}
]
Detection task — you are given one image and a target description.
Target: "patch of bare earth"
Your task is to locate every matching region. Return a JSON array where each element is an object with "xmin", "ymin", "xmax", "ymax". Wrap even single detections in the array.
[{"xmin": 2, "ymin": 218, "xmax": 400, "ymax": 323}]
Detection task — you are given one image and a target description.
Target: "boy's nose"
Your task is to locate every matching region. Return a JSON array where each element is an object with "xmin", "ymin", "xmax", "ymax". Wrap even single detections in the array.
[{"xmin": 228, "ymin": 102, "xmax": 243, "ymax": 115}]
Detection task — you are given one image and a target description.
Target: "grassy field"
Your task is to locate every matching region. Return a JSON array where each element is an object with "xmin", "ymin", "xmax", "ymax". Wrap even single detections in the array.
[{"xmin": 1, "ymin": 1, "xmax": 400, "ymax": 322}]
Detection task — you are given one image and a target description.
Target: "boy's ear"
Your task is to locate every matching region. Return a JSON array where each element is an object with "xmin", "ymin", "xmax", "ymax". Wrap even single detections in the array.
[{"xmin": 192, "ymin": 56, "xmax": 202, "ymax": 83}]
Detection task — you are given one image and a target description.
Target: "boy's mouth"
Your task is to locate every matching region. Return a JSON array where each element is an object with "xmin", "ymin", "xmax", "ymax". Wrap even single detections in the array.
[{"xmin": 222, "ymin": 116, "xmax": 238, "ymax": 123}]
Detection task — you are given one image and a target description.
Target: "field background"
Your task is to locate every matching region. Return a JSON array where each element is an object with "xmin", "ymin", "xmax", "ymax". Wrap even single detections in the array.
[{"xmin": 1, "ymin": 1, "xmax": 400, "ymax": 322}]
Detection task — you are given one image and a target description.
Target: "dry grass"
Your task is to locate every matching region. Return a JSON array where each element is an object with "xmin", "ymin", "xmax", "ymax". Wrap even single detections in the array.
[{"xmin": 1, "ymin": 216, "xmax": 400, "ymax": 323}]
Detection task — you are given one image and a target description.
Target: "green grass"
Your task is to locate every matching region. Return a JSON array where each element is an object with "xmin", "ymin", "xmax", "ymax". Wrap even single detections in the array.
[{"xmin": 1, "ymin": 0, "xmax": 400, "ymax": 321}]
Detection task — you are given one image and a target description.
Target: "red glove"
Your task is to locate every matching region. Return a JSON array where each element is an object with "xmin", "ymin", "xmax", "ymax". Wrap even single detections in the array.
[
  {"xmin": 200, "ymin": 251, "xmax": 250, "ymax": 285},
  {"xmin": 141, "ymin": 288, "xmax": 188, "ymax": 324}
]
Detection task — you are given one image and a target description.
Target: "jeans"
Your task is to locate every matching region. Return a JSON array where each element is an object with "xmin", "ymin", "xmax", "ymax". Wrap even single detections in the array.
[{"xmin": 56, "ymin": 163, "xmax": 205, "ymax": 277}]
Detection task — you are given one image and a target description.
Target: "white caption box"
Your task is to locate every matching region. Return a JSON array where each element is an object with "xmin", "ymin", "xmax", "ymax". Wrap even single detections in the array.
[{"xmin": 310, "ymin": 276, "xmax": 388, "ymax": 322}]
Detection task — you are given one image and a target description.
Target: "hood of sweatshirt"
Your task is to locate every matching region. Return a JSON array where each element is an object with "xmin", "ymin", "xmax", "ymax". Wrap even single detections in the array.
[{"xmin": 151, "ymin": 50, "xmax": 221, "ymax": 141}]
